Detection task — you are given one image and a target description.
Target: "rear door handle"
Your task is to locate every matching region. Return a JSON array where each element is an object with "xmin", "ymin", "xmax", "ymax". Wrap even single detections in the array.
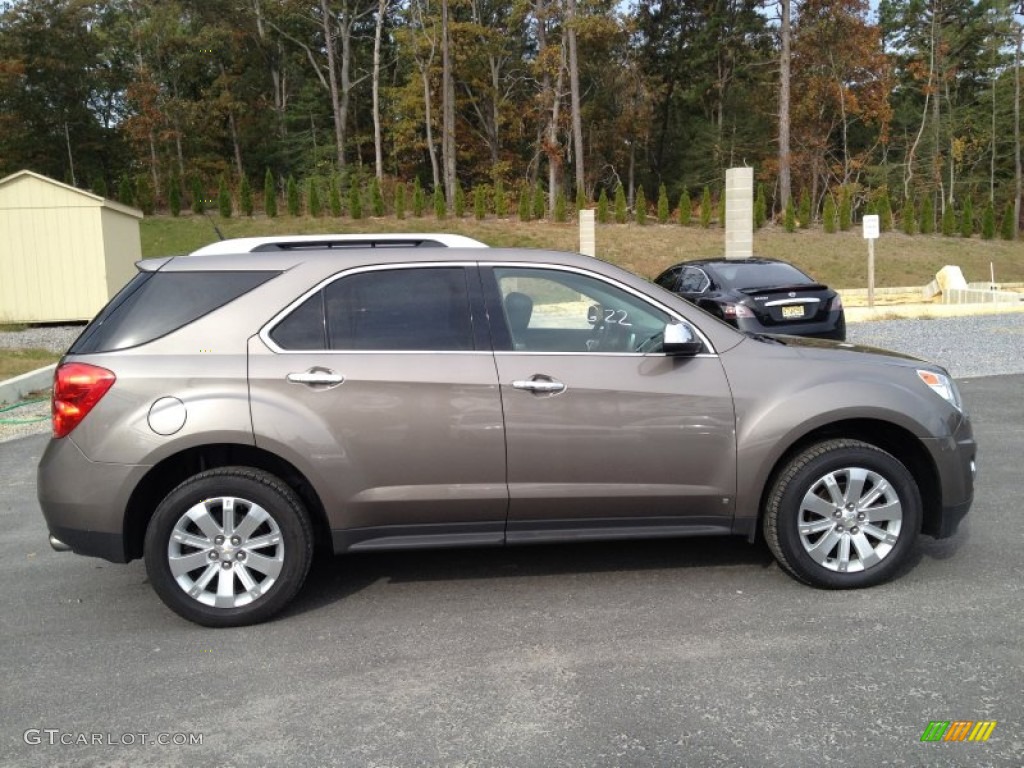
[
  {"xmin": 286, "ymin": 368, "xmax": 345, "ymax": 387},
  {"xmin": 511, "ymin": 377, "xmax": 566, "ymax": 394}
]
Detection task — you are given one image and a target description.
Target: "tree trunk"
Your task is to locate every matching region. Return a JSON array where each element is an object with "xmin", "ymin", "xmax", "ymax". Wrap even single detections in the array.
[
  {"xmin": 1016, "ymin": 20, "xmax": 1022, "ymax": 236},
  {"xmin": 567, "ymin": 0, "xmax": 584, "ymax": 197},
  {"xmin": 441, "ymin": 0, "xmax": 456, "ymax": 207},
  {"xmin": 778, "ymin": 0, "xmax": 792, "ymax": 212},
  {"xmin": 372, "ymin": 0, "xmax": 389, "ymax": 180},
  {"xmin": 320, "ymin": 0, "xmax": 346, "ymax": 171}
]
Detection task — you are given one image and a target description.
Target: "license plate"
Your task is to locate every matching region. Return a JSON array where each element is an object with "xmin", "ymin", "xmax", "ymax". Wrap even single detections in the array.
[{"xmin": 782, "ymin": 305, "xmax": 805, "ymax": 319}]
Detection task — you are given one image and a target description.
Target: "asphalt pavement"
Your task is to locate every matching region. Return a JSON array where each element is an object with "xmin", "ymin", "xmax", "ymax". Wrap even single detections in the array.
[{"xmin": 2, "ymin": 375, "xmax": 1022, "ymax": 767}]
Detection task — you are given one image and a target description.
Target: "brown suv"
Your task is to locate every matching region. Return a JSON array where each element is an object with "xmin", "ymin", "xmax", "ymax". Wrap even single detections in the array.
[{"xmin": 38, "ymin": 245, "xmax": 976, "ymax": 626}]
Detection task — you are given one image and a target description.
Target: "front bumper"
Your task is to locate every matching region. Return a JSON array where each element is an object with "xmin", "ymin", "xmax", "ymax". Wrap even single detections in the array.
[{"xmin": 920, "ymin": 414, "xmax": 976, "ymax": 539}]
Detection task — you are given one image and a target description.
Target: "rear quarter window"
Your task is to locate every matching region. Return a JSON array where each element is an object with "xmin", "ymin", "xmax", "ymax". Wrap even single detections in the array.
[{"xmin": 69, "ymin": 271, "xmax": 278, "ymax": 354}]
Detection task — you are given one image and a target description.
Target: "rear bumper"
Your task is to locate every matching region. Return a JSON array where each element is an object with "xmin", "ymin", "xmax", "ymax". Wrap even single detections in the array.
[
  {"xmin": 37, "ymin": 436, "xmax": 143, "ymax": 563},
  {"xmin": 736, "ymin": 311, "xmax": 846, "ymax": 341}
]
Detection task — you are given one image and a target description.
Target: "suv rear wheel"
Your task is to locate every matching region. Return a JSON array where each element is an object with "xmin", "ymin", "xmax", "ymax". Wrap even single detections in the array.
[
  {"xmin": 144, "ymin": 467, "xmax": 313, "ymax": 627},
  {"xmin": 764, "ymin": 439, "xmax": 922, "ymax": 588}
]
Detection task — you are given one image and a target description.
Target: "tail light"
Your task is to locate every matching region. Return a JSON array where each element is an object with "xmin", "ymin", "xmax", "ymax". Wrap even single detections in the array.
[
  {"xmin": 831, "ymin": 294, "xmax": 844, "ymax": 311},
  {"xmin": 52, "ymin": 363, "xmax": 116, "ymax": 438},
  {"xmin": 722, "ymin": 302, "xmax": 755, "ymax": 319}
]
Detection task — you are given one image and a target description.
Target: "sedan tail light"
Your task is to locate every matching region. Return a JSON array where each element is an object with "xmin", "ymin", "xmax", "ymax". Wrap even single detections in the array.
[
  {"xmin": 52, "ymin": 363, "xmax": 116, "ymax": 438},
  {"xmin": 722, "ymin": 302, "xmax": 755, "ymax": 319},
  {"xmin": 831, "ymin": 294, "xmax": 844, "ymax": 311}
]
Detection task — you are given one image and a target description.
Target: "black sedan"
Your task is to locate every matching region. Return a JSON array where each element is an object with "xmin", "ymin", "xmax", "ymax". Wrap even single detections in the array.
[{"xmin": 654, "ymin": 257, "xmax": 846, "ymax": 341}]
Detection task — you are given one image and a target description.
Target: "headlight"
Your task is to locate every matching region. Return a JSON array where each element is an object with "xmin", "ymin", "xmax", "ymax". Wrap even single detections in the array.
[{"xmin": 916, "ymin": 369, "xmax": 962, "ymax": 411}]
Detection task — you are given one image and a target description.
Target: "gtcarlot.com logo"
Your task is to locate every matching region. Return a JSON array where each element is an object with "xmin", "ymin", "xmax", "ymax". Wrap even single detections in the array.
[
  {"xmin": 920, "ymin": 720, "xmax": 997, "ymax": 742},
  {"xmin": 24, "ymin": 729, "xmax": 203, "ymax": 747}
]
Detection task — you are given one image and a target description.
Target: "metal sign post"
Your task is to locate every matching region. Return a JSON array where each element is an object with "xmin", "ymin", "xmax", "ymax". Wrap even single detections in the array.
[{"xmin": 862, "ymin": 214, "xmax": 880, "ymax": 308}]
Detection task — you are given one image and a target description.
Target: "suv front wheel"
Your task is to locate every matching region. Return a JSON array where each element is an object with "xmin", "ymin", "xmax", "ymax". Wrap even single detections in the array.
[
  {"xmin": 764, "ymin": 439, "xmax": 922, "ymax": 588},
  {"xmin": 144, "ymin": 467, "xmax": 313, "ymax": 627}
]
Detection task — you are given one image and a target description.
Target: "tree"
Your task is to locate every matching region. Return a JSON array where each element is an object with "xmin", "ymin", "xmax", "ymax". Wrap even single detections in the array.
[
  {"xmin": 118, "ymin": 177, "xmax": 134, "ymax": 206},
  {"xmin": 494, "ymin": 180, "xmax": 508, "ymax": 218},
  {"xmin": 370, "ymin": 177, "xmax": 385, "ymax": 216},
  {"xmin": 754, "ymin": 184, "xmax": 767, "ymax": 228},
  {"xmin": 169, "ymin": 174, "xmax": 182, "ymax": 217},
  {"xmin": 519, "ymin": 188, "xmax": 531, "ymax": 221},
  {"xmin": 287, "ymin": 175, "xmax": 300, "ymax": 216},
  {"xmin": 657, "ymin": 184, "xmax": 669, "ymax": 223},
  {"xmin": 330, "ymin": 178, "xmax": 342, "ymax": 217},
  {"xmin": 350, "ymin": 182, "xmax": 364, "ymax": 219},
  {"xmin": 941, "ymin": 202, "xmax": 955, "ymax": 236},
  {"xmin": 308, "ymin": 178, "xmax": 322, "ymax": 217},
  {"xmin": 798, "ymin": 190, "xmax": 811, "ymax": 228},
  {"xmin": 413, "ymin": 178, "xmax": 425, "ymax": 217},
  {"xmin": 474, "ymin": 186, "xmax": 487, "ymax": 220},
  {"xmin": 191, "ymin": 177, "xmax": 205, "ymax": 215},
  {"xmin": 239, "ymin": 175, "xmax": 253, "ymax": 217},
  {"xmin": 785, "ymin": 204, "xmax": 796, "ymax": 232},
  {"xmin": 218, "ymin": 176, "xmax": 232, "ymax": 218},
  {"xmin": 434, "ymin": 187, "xmax": 446, "ymax": 219},
  {"xmin": 598, "ymin": 189, "xmax": 609, "ymax": 223},
  {"xmin": 779, "ymin": 0, "xmax": 793, "ymax": 212},
  {"xmin": 981, "ymin": 200, "xmax": 995, "ymax": 239},
  {"xmin": 838, "ymin": 186, "xmax": 852, "ymax": 231},
  {"xmin": 678, "ymin": 192, "xmax": 691, "ymax": 226},
  {"xmin": 264, "ymin": 170, "xmax": 277, "ymax": 218},
  {"xmin": 454, "ymin": 181, "xmax": 465, "ymax": 218},
  {"xmin": 533, "ymin": 184, "xmax": 546, "ymax": 220},
  {"xmin": 635, "ymin": 187, "xmax": 647, "ymax": 225},
  {"xmin": 614, "ymin": 185, "xmax": 627, "ymax": 223},
  {"xmin": 700, "ymin": 187, "xmax": 712, "ymax": 228},
  {"xmin": 395, "ymin": 182, "xmax": 406, "ymax": 219},
  {"xmin": 901, "ymin": 198, "xmax": 916, "ymax": 235},
  {"xmin": 1000, "ymin": 200, "xmax": 1015, "ymax": 239},
  {"xmin": 919, "ymin": 195, "xmax": 934, "ymax": 234},
  {"xmin": 961, "ymin": 196, "xmax": 974, "ymax": 237},
  {"xmin": 878, "ymin": 188, "xmax": 892, "ymax": 232},
  {"xmin": 823, "ymin": 195, "xmax": 837, "ymax": 233},
  {"xmin": 554, "ymin": 190, "xmax": 567, "ymax": 222}
]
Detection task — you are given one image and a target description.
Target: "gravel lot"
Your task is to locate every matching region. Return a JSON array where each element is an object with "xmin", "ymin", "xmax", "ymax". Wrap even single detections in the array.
[{"xmin": 2, "ymin": 314, "xmax": 1022, "ymax": 445}]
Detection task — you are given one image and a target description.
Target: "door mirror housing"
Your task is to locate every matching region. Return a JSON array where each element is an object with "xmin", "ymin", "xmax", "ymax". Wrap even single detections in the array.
[{"xmin": 663, "ymin": 322, "xmax": 703, "ymax": 357}]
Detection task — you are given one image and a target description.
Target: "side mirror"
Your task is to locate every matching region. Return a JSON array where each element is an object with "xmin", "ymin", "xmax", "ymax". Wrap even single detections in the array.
[{"xmin": 663, "ymin": 322, "xmax": 703, "ymax": 357}]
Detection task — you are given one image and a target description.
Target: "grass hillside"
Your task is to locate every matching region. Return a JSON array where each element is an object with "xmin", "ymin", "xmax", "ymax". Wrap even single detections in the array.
[{"xmin": 141, "ymin": 215, "xmax": 1024, "ymax": 289}]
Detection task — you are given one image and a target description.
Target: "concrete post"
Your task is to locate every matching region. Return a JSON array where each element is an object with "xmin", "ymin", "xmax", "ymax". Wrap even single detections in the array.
[
  {"xmin": 579, "ymin": 209, "xmax": 595, "ymax": 256},
  {"xmin": 725, "ymin": 167, "xmax": 753, "ymax": 259}
]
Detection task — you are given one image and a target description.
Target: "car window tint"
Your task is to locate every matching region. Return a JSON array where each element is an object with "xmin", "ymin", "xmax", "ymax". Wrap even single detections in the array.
[
  {"xmin": 324, "ymin": 267, "xmax": 474, "ymax": 351},
  {"xmin": 269, "ymin": 291, "xmax": 327, "ymax": 350},
  {"xmin": 70, "ymin": 271, "xmax": 278, "ymax": 354},
  {"xmin": 711, "ymin": 262, "xmax": 813, "ymax": 289},
  {"xmin": 493, "ymin": 267, "xmax": 671, "ymax": 353},
  {"xmin": 679, "ymin": 267, "xmax": 709, "ymax": 293}
]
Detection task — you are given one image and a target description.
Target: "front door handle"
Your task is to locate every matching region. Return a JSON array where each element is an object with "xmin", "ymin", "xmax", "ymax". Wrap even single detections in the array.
[
  {"xmin": 286, "ymin": 368, "xmax": 345, "ymax": 387},
  {"xmin": 511, "ymin": 377, "xmax": 566, "ymax": 394}
]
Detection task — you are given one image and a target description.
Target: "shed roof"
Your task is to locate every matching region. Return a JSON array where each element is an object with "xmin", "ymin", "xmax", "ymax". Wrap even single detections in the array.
[{"xmin": 0, "ymin": 170, "xmax": 144, "ymax": 219}]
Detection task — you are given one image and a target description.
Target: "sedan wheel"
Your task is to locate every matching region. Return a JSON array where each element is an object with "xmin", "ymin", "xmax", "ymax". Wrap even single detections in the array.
[
  {"xmin": 145, "ymin": 467, "xmax": 313, "ymax": 627},
  {"xmin": 764, "ymin": 439, "xmax": 921, "ymax": 588}
]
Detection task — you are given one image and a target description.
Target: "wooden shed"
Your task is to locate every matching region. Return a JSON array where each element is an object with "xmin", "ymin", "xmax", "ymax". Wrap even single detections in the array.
[{"xmin": 0, "ymin": 170, "xmax": 143, "ymax": 323}]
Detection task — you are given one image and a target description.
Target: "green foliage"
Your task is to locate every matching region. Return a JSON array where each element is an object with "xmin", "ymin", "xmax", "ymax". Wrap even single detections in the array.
[
  {"xmin": 554, "ymin": 190, "xmax": 567, "ymax": 222},
  {"xmin": 494, "ymin": 180, "xmax": 508, "ymax": 218},
  {"xmin": 614, "ymin": 186, "xmax": 628, "ymax": 224},
  {"xmin": 286, "ymin": 175, "xmax": 300, "ymax": 216},
  {"xmin": 394, "ymin": 182, "xmax": 406, "ymax": 220},
  {"xmin": 473, "ymin": 186, "xmax": 487, "ymax": 220},
  {"xmin": 597, "ymin": 189, "xmax": 609, "ymax": 223},
  {"xmin": 576, "ymin": 185, "xmax": 586, "ymax": 213},
  {"xmin": 657, "ymin": 184, "xmax": 669, "ymax": 224},
  {"xmin": 135, "ymin": 176, "xmax": 154, "ymax": 215},
  {"xmin": 878, "ymin": 189, "xmax": 892, "ymax": 232},
  {"xmin": 1000, "ymin": 201, "xmax": 1015, "ymax": 240},
  {"xmin": 329, "ymin": 177, "xmax": 342, "ymax": 217},
  {"xmin": 784, "ymin": 205, "xmax": 796, "ymax": 233},
  {"xmin": 239, "ymin": 174, "xmax": 253, "ymax": 217},
  {"xmin": 118, "ymin": 177, "xmax": 135, "ymax": 207},
  {"xmin": 218, "ymin": 175, "xmax": 232, "ymax": 218},
  {"xmin": 677, "ymin": 192, "xmax": 691, "ymax": 226},
  {"xmin": 699, "ymin": 187, "xmax": 712, "ymax": 228},
  {"xmin": 169, "ymin": 174, "xmax": 182, "ymax": 218},
  {"xmin": 919, "ymin": 195, "xmax": 934, "ymax": 234},
  {"xmin": 191, "ymin": 177, "xmax": 204, "ymax": 215},
  {"xmin": 754, "ymin": 184, "xmax": 767, "ymax": 229},
  {"xmin": 716, "ymin": 190, "xmax": 725, "ymax": 227},
  {"xmin": 307, "ymin": 178, "xmax": 322, "ymax": 217},
  {"xmin": 93, "ymin": 176, "xmax": 108, "ymax": 199},
  {"xmin": 941, "ymin": 202, "xmax": 955, "ymax": 236},
  {"xmin": 433, "ymin": 187, "xmax": 446, "ymax": 219},
  {"xmin": 960, "ymin": 197, "xmax": 974, "ymax": 237},
  {"xmin": 518, "ymin": 189, "xmax": 531, "ymax": 222},
  {"xmin": 412, "ymin": 178, "xmax": 425, "ymax": 217},
  {"xmin": 454, "ymin": 182, "xmax": 465, "ymax": 218},
  {"xmin": 635, "ymin": 187, "xmax": 647, "ymax": 225},
  {"xmin": 263, "ymin": 169, "xmax": 277, "ymax": 218},
  {"xmin": 981, "ymin": 200, "xmax": 995, "ymax": 240},
  {"xmin": 823, "ymin": 196, "xmax": 837, "ymax": 234},
  {"xmin": 533, "ymin": 184, "xmax": 546, "ymax": 220},
  {"xmin": 901, "ymin": 198, "xmax": 916, "ymax": 235},
  {"xmin": 838, "ymin": 187, "xmax": 852, "ymax": 231},
  {"xmin": 798, "ymin": 190, "xmax": 811, "ymax": 228},
  {"xmin": 370, "ymin": 177, "xmax": 385, "ymax": 216},
  {"xmin": 349, "ymin": 182, "xmax": 363, "ymax": 219}
]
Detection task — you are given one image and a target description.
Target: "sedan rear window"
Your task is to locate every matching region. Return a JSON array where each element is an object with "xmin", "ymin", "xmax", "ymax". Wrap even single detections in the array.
[
  {"xmin": 710, "ymin": 262, "xmax": 813, "ymax": 290},
  {"xmin": 69, "ymin": 271, "xmax": 278, "ymax": 354}
]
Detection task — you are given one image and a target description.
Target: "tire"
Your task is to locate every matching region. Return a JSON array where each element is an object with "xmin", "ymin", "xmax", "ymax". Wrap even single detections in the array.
[
  {"xmin": 763, "ymin": 439, "xmax": 922, "ymax": 589},
  {"xmin": 144, "ymin": 467, "xmax": 314, "ymax": 627}
]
